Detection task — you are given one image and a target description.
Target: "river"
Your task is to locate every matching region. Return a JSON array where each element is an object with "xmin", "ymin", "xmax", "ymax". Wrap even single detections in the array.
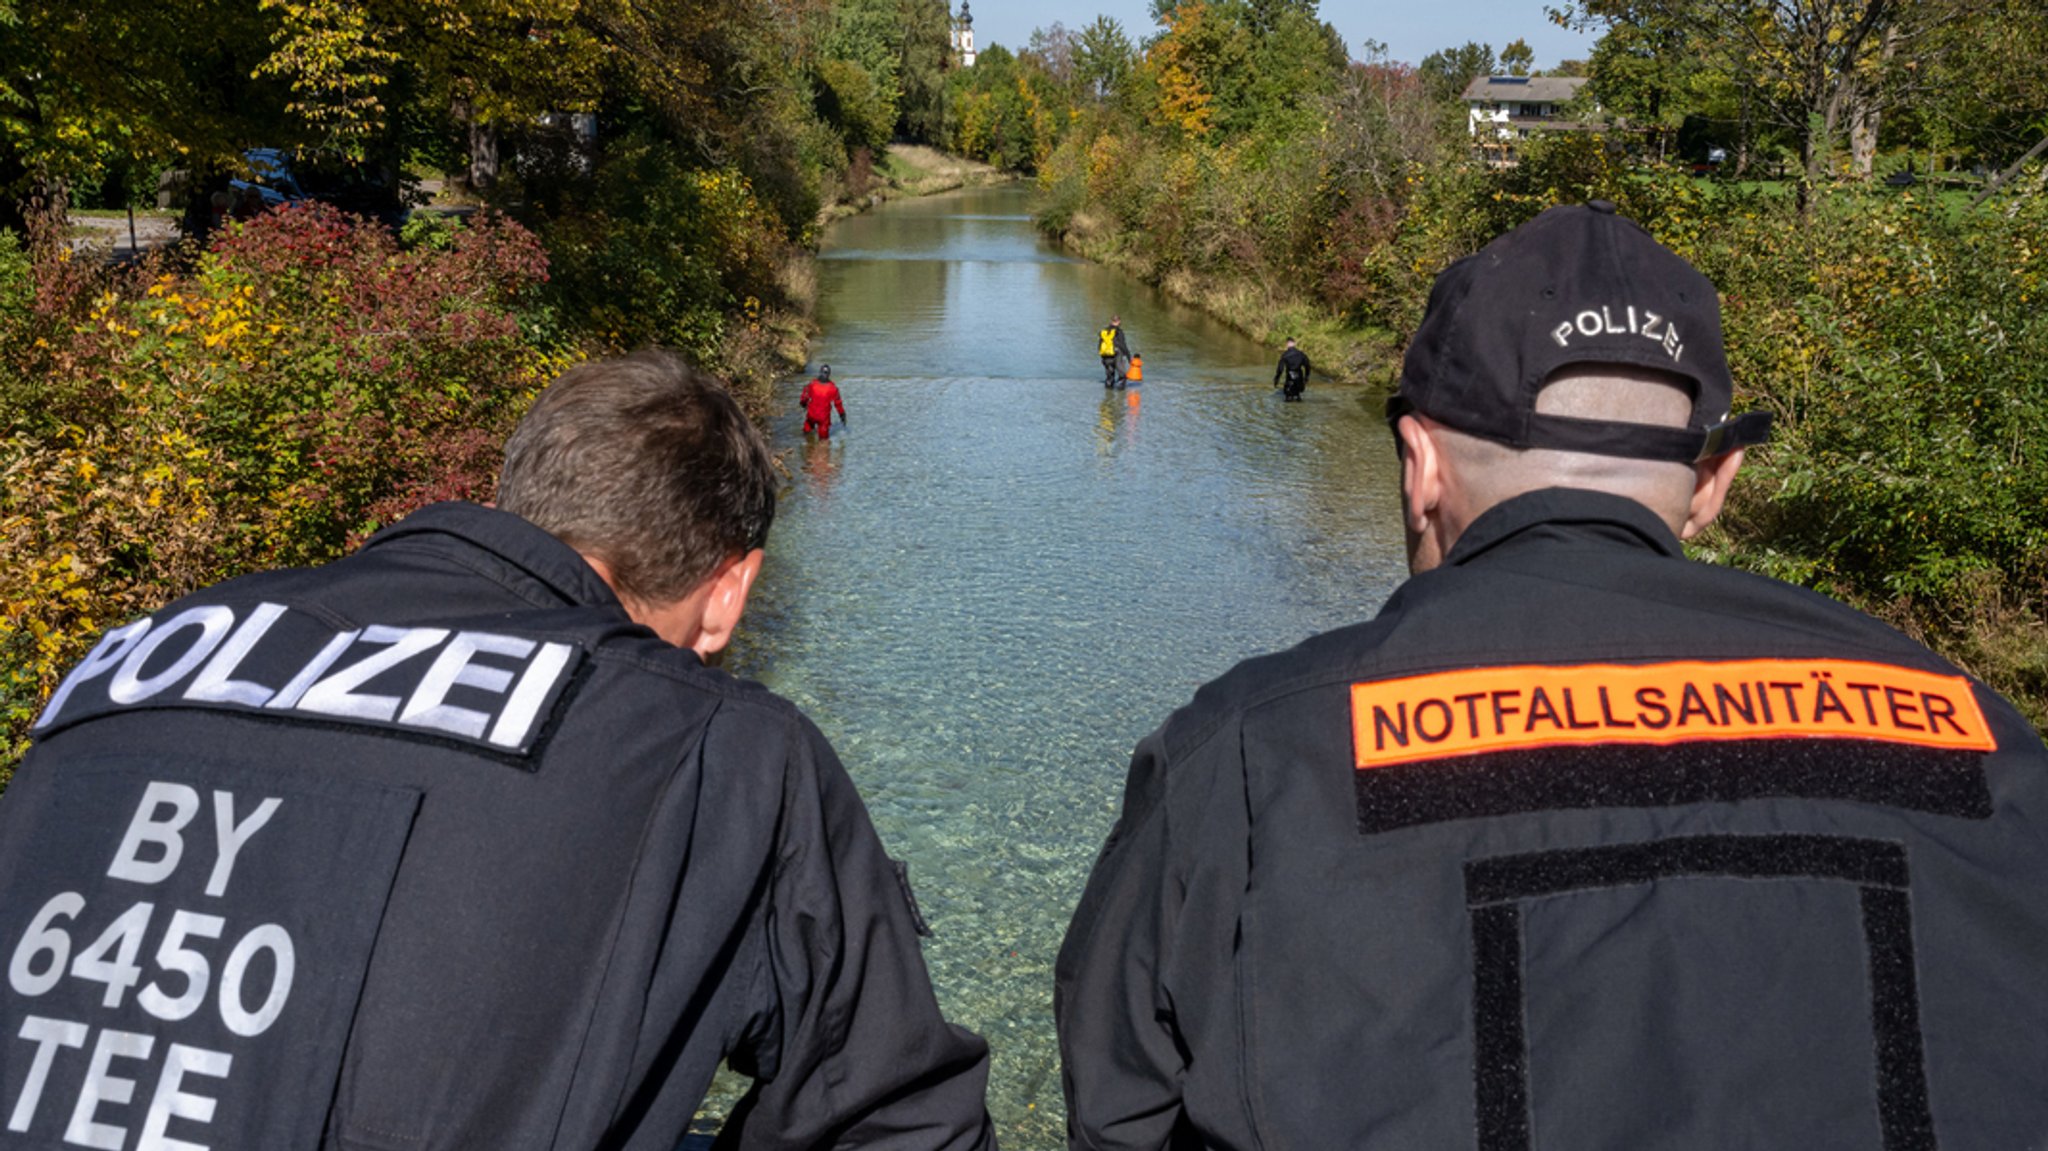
[{"xmin": 721, "ymin": 183, "xmax": 1409, "ymax": 1147}]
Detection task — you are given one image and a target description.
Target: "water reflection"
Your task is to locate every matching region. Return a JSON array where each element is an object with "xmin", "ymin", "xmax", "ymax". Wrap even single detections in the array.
[
  {"xmin": 798, "ymin": 437, "xmax": 844, "ymax": 505},
  {"xmin": 1093, "ymin": 386, "xmax": 1142, "ymax": 454},
  {"xmin": 723, "ymin": 185, "xmax": 1408, "ymax": 1148}
]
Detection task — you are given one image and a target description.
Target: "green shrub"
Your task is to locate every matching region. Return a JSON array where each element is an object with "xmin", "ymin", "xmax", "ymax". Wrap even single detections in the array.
[
  {"xmin": 815, "ymin": 58, "xmax": 897, "ymax": 156},
  {"xmin": 1701, "ymin": 193, "xmax": 2047, "ymax": 600},
  {"xmin": 0, "ymin": 203, "xmax": 570, "ymax": 768},
  {"xmin": 536, "ymin": 135, "xmax": 784, "ymax": 365}
]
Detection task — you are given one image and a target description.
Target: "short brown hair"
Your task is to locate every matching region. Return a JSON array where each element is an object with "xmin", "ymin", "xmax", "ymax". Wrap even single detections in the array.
[{"xmin": 497, "ymin": 349, "xmax": 775, "ymax": 604}]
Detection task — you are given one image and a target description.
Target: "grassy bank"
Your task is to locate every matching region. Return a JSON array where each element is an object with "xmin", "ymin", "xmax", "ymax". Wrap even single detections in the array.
[
  {"xmin": 817, "ymin": 145, "xmax": 1012, "ymax": 227},
  {"xmin": 1053, "ymin": 205, "xmax": 1398, "ymax": 387}
]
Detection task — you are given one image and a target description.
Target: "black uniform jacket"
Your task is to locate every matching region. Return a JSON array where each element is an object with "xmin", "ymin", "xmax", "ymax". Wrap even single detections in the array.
[
  {"xmin": 0, "ymin": 502, "xmax": 994, "ymax": 1151},
  {"xmin": 1057, "ymin": 487, "xmax": 2048, "ymax": 1150}
]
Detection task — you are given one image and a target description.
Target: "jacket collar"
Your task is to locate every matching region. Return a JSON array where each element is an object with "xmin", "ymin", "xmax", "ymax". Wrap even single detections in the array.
[
  {"xmin": 1445, "ymin": 487, "xmax": 1684, "ymax": 568},
  {"xmin": 361, "ymin": 501, "xmax": 623, "ymax": 611}
]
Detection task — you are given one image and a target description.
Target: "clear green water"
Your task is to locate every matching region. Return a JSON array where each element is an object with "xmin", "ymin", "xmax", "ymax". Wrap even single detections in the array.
[{"xmin": 721, "ymin": 184, "xmax": 1408, "ymax": 1147}]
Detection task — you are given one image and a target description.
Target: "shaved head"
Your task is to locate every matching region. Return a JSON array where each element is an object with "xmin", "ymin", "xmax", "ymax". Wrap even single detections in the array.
[
  {"xmin": 1397, "ymin": 365, "xmax": 1745, "ymax": 573},
  {"xmin": 1435, "ymin": 367, "xmax": 1698, "ymax": 521}
]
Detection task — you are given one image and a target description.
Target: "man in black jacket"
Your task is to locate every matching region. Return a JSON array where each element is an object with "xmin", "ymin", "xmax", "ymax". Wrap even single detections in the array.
[
  {"xmin": 1057, "ymin": 202, "xmax": 2048, "ymax": 1148},
  {"xmin": 0, "ymin": 350, "xmax": 995, "ymax": 1150},
  {"xmin": 1272, "ymin": 337, "xmax": 1310, "ymax": 401}
]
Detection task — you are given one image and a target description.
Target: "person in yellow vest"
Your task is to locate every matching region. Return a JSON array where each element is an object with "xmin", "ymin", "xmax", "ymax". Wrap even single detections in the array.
[{"xmin": 1098, "ymin": 316, "xmax": 1133, "ymax": 389}]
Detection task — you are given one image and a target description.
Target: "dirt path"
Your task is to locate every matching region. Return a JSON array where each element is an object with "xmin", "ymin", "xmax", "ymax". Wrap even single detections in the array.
[{"xmin": 66, "ymin": 212, "xmax": 182, "ymax": 262}]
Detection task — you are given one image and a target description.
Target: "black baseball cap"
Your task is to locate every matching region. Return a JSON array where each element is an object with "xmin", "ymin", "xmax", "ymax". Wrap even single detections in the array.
[{"xmin": 1389, "ymin": 201, "xmax": 1771, "ymax": 462}]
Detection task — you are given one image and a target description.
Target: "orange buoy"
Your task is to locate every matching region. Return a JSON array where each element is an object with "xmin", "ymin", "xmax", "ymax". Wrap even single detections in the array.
[{"xmin": 1126, "ymin": 354, "xmax": 1144, "ymax": 382}]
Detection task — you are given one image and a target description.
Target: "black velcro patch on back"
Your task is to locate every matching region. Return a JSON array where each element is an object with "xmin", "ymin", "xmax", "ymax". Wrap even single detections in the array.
[
  {"xmin": 1465, "ymin": 833, "xmax": 1909, "ymax": 905},
  {"xmin": 1356, "ymin": 738, "xmax": 1990, "ymax": 836},
  {"xmin": 1463, "ymin": 835, "xmax": 1936, "ymax": 1151}
]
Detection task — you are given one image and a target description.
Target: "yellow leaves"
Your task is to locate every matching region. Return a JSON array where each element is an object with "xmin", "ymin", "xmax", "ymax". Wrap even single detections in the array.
[{"xmin": 254, "ymin": 0, "xmax": 401, "ymax": 144}]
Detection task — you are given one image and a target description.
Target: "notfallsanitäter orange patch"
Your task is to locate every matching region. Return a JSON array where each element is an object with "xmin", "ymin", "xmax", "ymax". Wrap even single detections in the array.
[{"xmin": 1351, "ymin": 660, "xmax": 1996, "ymax": 770}]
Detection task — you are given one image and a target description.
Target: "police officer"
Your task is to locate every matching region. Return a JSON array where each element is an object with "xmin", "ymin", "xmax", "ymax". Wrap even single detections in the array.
[
  {"xmin": 1272, "ymin": 336, "xmax": 1310, "ymax": 401},
  {"xmin": 1056, "ymin": 203, "xmax": 2048, "ymax": 1148},
  {"xmin": 0, "ymin": 351, "xmax": 995, "ymax": 1150}
]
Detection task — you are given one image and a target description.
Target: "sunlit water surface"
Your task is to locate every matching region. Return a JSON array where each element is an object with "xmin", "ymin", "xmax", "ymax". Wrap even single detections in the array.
[{"xmin": 715, "ymin": 184, "xmax": 1408, "ymax": 1147}]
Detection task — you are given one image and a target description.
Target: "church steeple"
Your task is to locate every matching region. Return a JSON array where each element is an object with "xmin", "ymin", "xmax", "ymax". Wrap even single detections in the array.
[{"xmin": 951, "ymin": 1, "xmax": 976, "ymax": 67}]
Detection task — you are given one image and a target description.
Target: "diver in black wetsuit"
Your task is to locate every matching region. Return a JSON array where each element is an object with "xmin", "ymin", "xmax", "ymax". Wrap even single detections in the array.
[{"xmin": 1274, "ymin": 337, "xmax": 1310, "ymax": 401}]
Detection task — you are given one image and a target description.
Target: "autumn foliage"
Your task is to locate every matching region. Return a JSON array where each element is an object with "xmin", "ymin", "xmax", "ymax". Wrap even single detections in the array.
[{"xmin": 0, "ymin": 204, "xmax": 570, "ymax": 771}]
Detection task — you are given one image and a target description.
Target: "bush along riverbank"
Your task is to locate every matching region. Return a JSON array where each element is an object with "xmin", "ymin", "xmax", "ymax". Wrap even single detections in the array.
[
  {"xmin": 0, "ymin": 207, "xmax": 563, "ymax": 777},
  {"xmin": 1035, "ymin": 129, "xmax": 2047, "ymax": 727}
]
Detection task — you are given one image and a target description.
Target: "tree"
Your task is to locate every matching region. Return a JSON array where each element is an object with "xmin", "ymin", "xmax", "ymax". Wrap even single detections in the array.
[
  {"xmin": 945, "ymin": 44, "xmax": 1040, "ymax": 169},
  {"xmin": 895, "ymin": 0, "xmax": 953, "ymax": 142},
  {"xmin": 1552, "ymin": 0, "xmax": 1903, "ymax": 210},
  {"xmin": 1075, "ymin": 16, "xmax": 1138, "ymax": 106},
  {"xmin": 1139, "ymin": 1, "xmax": 1243, "ymax": 140},
  {"xmin": 1240, "ymin": 2, "xmax": 1349, "ymax": 137},
  {"xmin": 1, "ymin": 0, "xmax": 852, "ymax": 237},
  {"xmin": 1582, "ymin": 12, "xmax": 1710, "ymax": 158},
  {"xmin": 0, "ymin": 0, "xmax": 290, "ymax": 229},
  {"xmin": 1499, "ymin": 38, "xmax": 1534, "ymax": 77},
  {"xmin": 823, "ymin": 0, "xmax": 905, "ymax": 122},
  {"xmin": 1028, "ymin": 23, "xmax": 1077, "ymax": 87},
  {"xmin": 1419, "ymin": 41, "xmax": 1495, "ymax": 104},
  {"xmin": 1317, "ymin": 46, "xmax": 1447, "ymax": 210},
  {"xmin": 1881, "ymin": 0, "xmax": 2048, "ymax": 178},
  {"xmin": 815, "ymin": 58, "xmax": 895, "ymax": 153}
]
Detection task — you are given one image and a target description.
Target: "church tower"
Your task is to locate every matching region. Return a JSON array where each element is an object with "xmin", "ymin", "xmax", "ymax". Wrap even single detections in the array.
[{"xmin": 951, "ymin": 1, "xmax": 976, "ymax": 67}]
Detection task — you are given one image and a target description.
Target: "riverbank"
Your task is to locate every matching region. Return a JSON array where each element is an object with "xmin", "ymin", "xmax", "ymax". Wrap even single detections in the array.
[
  {"xmin": 1050, "ymin": 206, "xmax": 1399, "ymax": 389},
  {"xmin": 818, "ymin": 145, "xmax": 1012, "ymax": 226},
  {"xmin": 722, "ymin": 147, "xmax": 1010, "ymax": 421}
]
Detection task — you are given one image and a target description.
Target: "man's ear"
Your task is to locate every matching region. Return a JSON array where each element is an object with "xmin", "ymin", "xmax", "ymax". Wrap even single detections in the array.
[
  {"xmin": 1398, "ymin": 415, "xmax": 1443, "ymax": 535},
  {"xmin": 1679, "ymin": 448, "xmax": 1745, "ymax": 540},
  {"xmin": 690, "ymin": 548, "xmax": 765, "ymax": 658}
]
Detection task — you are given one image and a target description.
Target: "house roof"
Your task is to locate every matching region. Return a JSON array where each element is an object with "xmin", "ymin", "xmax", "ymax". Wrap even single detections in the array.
[{"xmin": 1461, "ymin": 75, "xmax": 1589, "ymax": 103}]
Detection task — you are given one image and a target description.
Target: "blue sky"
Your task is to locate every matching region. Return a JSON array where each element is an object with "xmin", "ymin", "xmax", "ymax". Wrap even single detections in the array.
[{"xmin": 967, "ymin": 0, "xmax": 1598, "ymax": 72}]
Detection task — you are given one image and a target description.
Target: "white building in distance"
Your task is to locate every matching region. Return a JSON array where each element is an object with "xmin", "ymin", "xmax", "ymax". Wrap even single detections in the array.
[
  {"xmin": 951, "ymin": 1, "xmax": 976, "ymax": 67},
  {"xmin": 1463, "ymin": 75, "xmax": 1592, "ymax": 142}
]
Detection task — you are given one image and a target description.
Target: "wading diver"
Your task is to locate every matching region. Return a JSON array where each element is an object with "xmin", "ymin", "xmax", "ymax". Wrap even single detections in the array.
[
  {"xmin": 800, "ymin": 364, "xmax": 848, "ymax": 439},
  {"xmin": 1274, "ymin": 337, "xmax": 1310, "ymax": 401}
]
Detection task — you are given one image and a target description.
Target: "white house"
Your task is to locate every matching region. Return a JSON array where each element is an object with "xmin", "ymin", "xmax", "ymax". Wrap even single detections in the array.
[{"xmin": 1462, "ymin": 75, "xmax": 1592, "ymax": 144}]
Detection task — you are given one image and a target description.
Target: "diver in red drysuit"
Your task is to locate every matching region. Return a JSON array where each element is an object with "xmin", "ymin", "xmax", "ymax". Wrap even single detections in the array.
[{"xmin": 800, "ymin": 365, "xmax": 847, "ymax": 439}]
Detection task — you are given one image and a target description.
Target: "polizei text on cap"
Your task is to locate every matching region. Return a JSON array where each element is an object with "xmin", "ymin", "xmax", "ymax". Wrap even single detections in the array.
[{"xmin": 1550, "ymin": 304, "xmax": 1684, "ymax": 363}]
